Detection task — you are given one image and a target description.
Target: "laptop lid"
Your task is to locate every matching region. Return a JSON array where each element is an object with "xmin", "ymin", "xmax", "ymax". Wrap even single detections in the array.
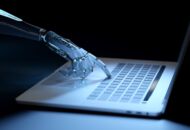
[{"xmin": 165, "ymin": 22, "xmax": 190, "ymax": 115}]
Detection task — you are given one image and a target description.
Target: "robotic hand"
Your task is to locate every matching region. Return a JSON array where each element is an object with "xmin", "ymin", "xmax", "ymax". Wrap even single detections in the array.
[
  {"xmin": 44, "ymin": 31, "xmax": 112, "ymax": 79},
  {"xmin": 0, "ymin": 9, "xmax": 111, "ymax": 79}
]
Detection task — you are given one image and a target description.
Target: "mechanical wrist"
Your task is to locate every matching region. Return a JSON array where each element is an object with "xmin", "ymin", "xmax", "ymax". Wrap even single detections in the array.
[{"xmin": 43, "ymin": 31, "xmax": 87, "ymax": 61}]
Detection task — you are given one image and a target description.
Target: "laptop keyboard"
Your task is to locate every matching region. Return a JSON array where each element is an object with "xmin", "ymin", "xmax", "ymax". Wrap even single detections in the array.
[{"xmin": 87, "ymin": 63, "xmax": 165, "ymax": 103}]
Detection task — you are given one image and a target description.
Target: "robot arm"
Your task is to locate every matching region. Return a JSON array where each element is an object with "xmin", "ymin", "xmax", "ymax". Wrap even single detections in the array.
[
  {"xmin": 0, "ymin": 9, "xmax": 46, "ymax": 41},
  {"xmin": 0, "ymin": 9, "xmax": 111, "ymax": 79}
]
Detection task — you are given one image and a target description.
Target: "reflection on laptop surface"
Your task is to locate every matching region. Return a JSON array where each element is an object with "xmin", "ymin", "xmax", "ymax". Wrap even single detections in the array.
[{"xmin": 16, "ymin": 58, "xmax": 176, "ymax": 117}]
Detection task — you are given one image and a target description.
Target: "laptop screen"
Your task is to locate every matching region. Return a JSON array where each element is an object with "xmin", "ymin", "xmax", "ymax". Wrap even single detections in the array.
[{"xmin": 166, "ymin": 22, "xmax": 190, "ymax": 117}]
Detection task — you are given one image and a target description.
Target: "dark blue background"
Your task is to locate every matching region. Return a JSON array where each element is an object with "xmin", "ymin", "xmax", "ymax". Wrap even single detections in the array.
[{"xmin": 1, "ymin": 1, "xmax": 190, "ymax": 61}]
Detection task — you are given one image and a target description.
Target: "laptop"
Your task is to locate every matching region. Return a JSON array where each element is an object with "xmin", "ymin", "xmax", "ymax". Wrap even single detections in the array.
[{"xmin": 16, "ymin": 23, "xmax": 190, "ymax": 117}]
